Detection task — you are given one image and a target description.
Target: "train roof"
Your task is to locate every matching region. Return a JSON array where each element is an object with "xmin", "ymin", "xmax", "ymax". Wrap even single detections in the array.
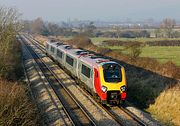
[
  {"xmin": 79, "ymin": 54, "xmax": 118, "ymax": 67},
  {"xmin": 66, "ymin": 48, "xmax": 89, "ymax": 58},
  {"xmin": 47, "ymin": 41, "xmax": 119, "ymax": 67}
]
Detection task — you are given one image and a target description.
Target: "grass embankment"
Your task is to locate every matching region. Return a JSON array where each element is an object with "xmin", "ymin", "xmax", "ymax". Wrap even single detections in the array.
[
  {"xmin": 0, "ymin": 39, "xmax": 39, "ymax": 125},
  {"xmin": 35, "ymin": 35, "xmax": 180, "ymax": 125}
]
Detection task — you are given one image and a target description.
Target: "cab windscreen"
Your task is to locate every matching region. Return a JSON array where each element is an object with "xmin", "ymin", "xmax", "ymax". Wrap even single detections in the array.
[{"xmin": 103, "ymin": 63, "xmax": 122, "ymax": 83}]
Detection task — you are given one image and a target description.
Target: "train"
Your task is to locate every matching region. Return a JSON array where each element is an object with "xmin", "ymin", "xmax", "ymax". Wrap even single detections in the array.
[{"xmin": 45, "ymin": 40, "xmax": 127, "ymax": 105}]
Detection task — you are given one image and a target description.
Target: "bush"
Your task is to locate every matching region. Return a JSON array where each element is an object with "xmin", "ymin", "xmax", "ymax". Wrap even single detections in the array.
[
  {"xmin": 66, "ymin": 34, "xmax": 93, "ymax": 48},
  {"xmin": 0, "ymin": 80, "xmax": 39, "ymax": 125},
  {"xmin": 0, "ymin": 39, "xmax": 23, "ymax": 80},
  {"xmin": 124, "ymin": 42, "xmax": 143, "ymax": 59},
  {"xmin": 147, "ymin": 40, "xmax": 180, "ymax": 46}
]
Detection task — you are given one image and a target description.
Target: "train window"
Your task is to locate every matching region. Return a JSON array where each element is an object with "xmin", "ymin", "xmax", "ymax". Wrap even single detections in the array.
[
  {"xmin": 81, "ymin": 64, "xmax": 91, "ymax": 78},
  {"xmin": 57, "ymin": 50, "xmax": 63, "ymax": 58},
  {"xmin": 50, "ymin": 46, "xmax": 55, "ymax": 53},
  {"xmin": 66, "ymin": 55, "xmax": 74, "ymax": 66}
]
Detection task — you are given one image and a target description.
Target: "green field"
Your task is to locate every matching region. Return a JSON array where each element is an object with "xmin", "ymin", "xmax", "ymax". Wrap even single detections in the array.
[{"xmin": 103, "ymin": 46, "xmax": 180, "ymax": 66}]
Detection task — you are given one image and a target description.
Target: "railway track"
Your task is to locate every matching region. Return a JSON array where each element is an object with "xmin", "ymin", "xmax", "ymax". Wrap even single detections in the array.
[
  {"xmin": 22, "ymin": 34, "xmax": 149, "ymax": 126},
  {"xmin": 80, "ymin": 87, "xmax": 146, "ymax": 126},
  {"xmin": 20, "ymin": 35, "xmax": 96, "ymax": 126},
  {"xmin": 21, "ymin": 40, "xmax": 74, "ymax": 125}
]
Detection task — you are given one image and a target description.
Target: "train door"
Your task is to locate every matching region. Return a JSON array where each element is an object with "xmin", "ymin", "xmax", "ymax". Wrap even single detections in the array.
[{"xmin": 80, "ymin": 63, "xmax": 93, "ymax": 90}]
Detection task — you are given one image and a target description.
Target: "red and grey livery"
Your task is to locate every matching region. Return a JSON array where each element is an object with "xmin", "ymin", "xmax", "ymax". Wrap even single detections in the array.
[{"xmin": 46, "ymin": 40, "xmax": 127, "ymax": 105}]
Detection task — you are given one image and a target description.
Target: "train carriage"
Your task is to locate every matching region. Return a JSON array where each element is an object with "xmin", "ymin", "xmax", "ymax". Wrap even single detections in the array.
[{"xmin": 46, "ymin": 40, "xmax": 127, "ymax": 105}]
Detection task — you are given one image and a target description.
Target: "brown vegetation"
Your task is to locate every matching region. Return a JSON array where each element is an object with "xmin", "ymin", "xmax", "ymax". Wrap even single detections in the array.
[
  {"xmin": 148, "ymin": 84, "xmax": 180, "ymax": 126},
  {"xmin": 67, "ymin": 34, "xmax": 93, "ymax": 48},
  {"xmin": 33, "ymin": 34, "xmax": 49, "ymax": 46},
  {"xmin": 0, "ymin": 80, "xmax": 39, "ymax": 126},
  {"xmin": 147, "ymin": 40, "xmax": 180, "ymax": 46}
]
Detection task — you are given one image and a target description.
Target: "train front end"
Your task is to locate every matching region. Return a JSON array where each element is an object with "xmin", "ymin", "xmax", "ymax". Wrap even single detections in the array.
[{"xmin": 97, "ymin": 62, "xmax": 127, "ymax": 105}]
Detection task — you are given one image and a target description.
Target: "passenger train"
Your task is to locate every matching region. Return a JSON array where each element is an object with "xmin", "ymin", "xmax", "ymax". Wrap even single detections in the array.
[{"xmin": 45, "ymin": 40, "xmax": 127, "ymax": 105}]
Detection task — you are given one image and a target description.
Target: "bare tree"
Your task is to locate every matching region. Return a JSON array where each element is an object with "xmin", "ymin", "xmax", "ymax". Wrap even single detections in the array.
[
  {"xmin": 84, "ymin": 22, "xmax": 96, "ymax": 37},
  {"xmin": 115, "ymin": 25, "xmax": 121, "ymax": 38},
  {"xmin": 0, "ymin": 6, "xmax": 21, "ymax": 77},
  {"xmin": 79, "ymin": 23, "xmax": 84, "ymax": 33},
  {"xmin": 161, "ymin": 18, "xmax": 176, "ymax": 38},
  {"xmin": 31, "ymin": 17, "xmax": 45, "ymax": 34}
]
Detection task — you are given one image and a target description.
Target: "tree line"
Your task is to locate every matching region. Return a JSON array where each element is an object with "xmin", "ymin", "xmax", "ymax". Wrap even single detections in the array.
[
  {"xmin": 155, "ymin": 18, "xmax": 179, "ymax": 38},
  {"xmin": 22, "ymin": 17, "xmax": 180, "ymax": 38},
  {"xmin": 22, "ymin": 17, "xmax": 97, "ymax": 37}
]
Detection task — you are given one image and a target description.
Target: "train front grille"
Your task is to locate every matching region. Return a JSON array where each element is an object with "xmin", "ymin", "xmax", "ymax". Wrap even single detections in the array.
[{"xmin": 107, "ymin": 91, "xmax": 120, "ymax": 102}]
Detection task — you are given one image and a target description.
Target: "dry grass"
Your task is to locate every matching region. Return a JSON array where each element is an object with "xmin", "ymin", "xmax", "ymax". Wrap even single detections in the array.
[
  {"xmin": 147, "ymin": 84, "xmax": 180, "ymax": 126},
  {"xmin": 33, "ymin": 35, "xmax": 49, "ymax": 46},
  {"xmin": 0, "ymin": 80, "xmax": 39, "ymax": 126}
]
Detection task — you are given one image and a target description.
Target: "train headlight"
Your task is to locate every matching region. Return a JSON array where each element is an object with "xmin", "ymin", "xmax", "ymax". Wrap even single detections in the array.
[
  {"xmin": 120, "ymin": 86, "xmax": 126, "ymax": 92},
  {"xmin": 101, "ymin": 86, "xmax": 107, "ymax": 93}
]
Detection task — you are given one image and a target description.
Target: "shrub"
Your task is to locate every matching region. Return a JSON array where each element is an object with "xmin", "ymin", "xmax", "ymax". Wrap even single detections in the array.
[
  {"xmin": 124, "ymin": 42, "xmax": 143, "ymax": 59},
  {"xmin": 67, "ymin": 34, "xmax": 93, "ymax": 48},
  {"xmin": 0, "ymin": 80, "xmax": 39, "ymax": 125},
  {"xmin": 147, "ymin": 40, "xmax": 180, "ymax": 46}
]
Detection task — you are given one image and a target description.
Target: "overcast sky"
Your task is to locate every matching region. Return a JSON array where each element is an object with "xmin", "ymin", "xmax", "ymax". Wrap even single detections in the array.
[{"xmin": 0, "ymin": 0, "xmax": 180, "ymax": 22}]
